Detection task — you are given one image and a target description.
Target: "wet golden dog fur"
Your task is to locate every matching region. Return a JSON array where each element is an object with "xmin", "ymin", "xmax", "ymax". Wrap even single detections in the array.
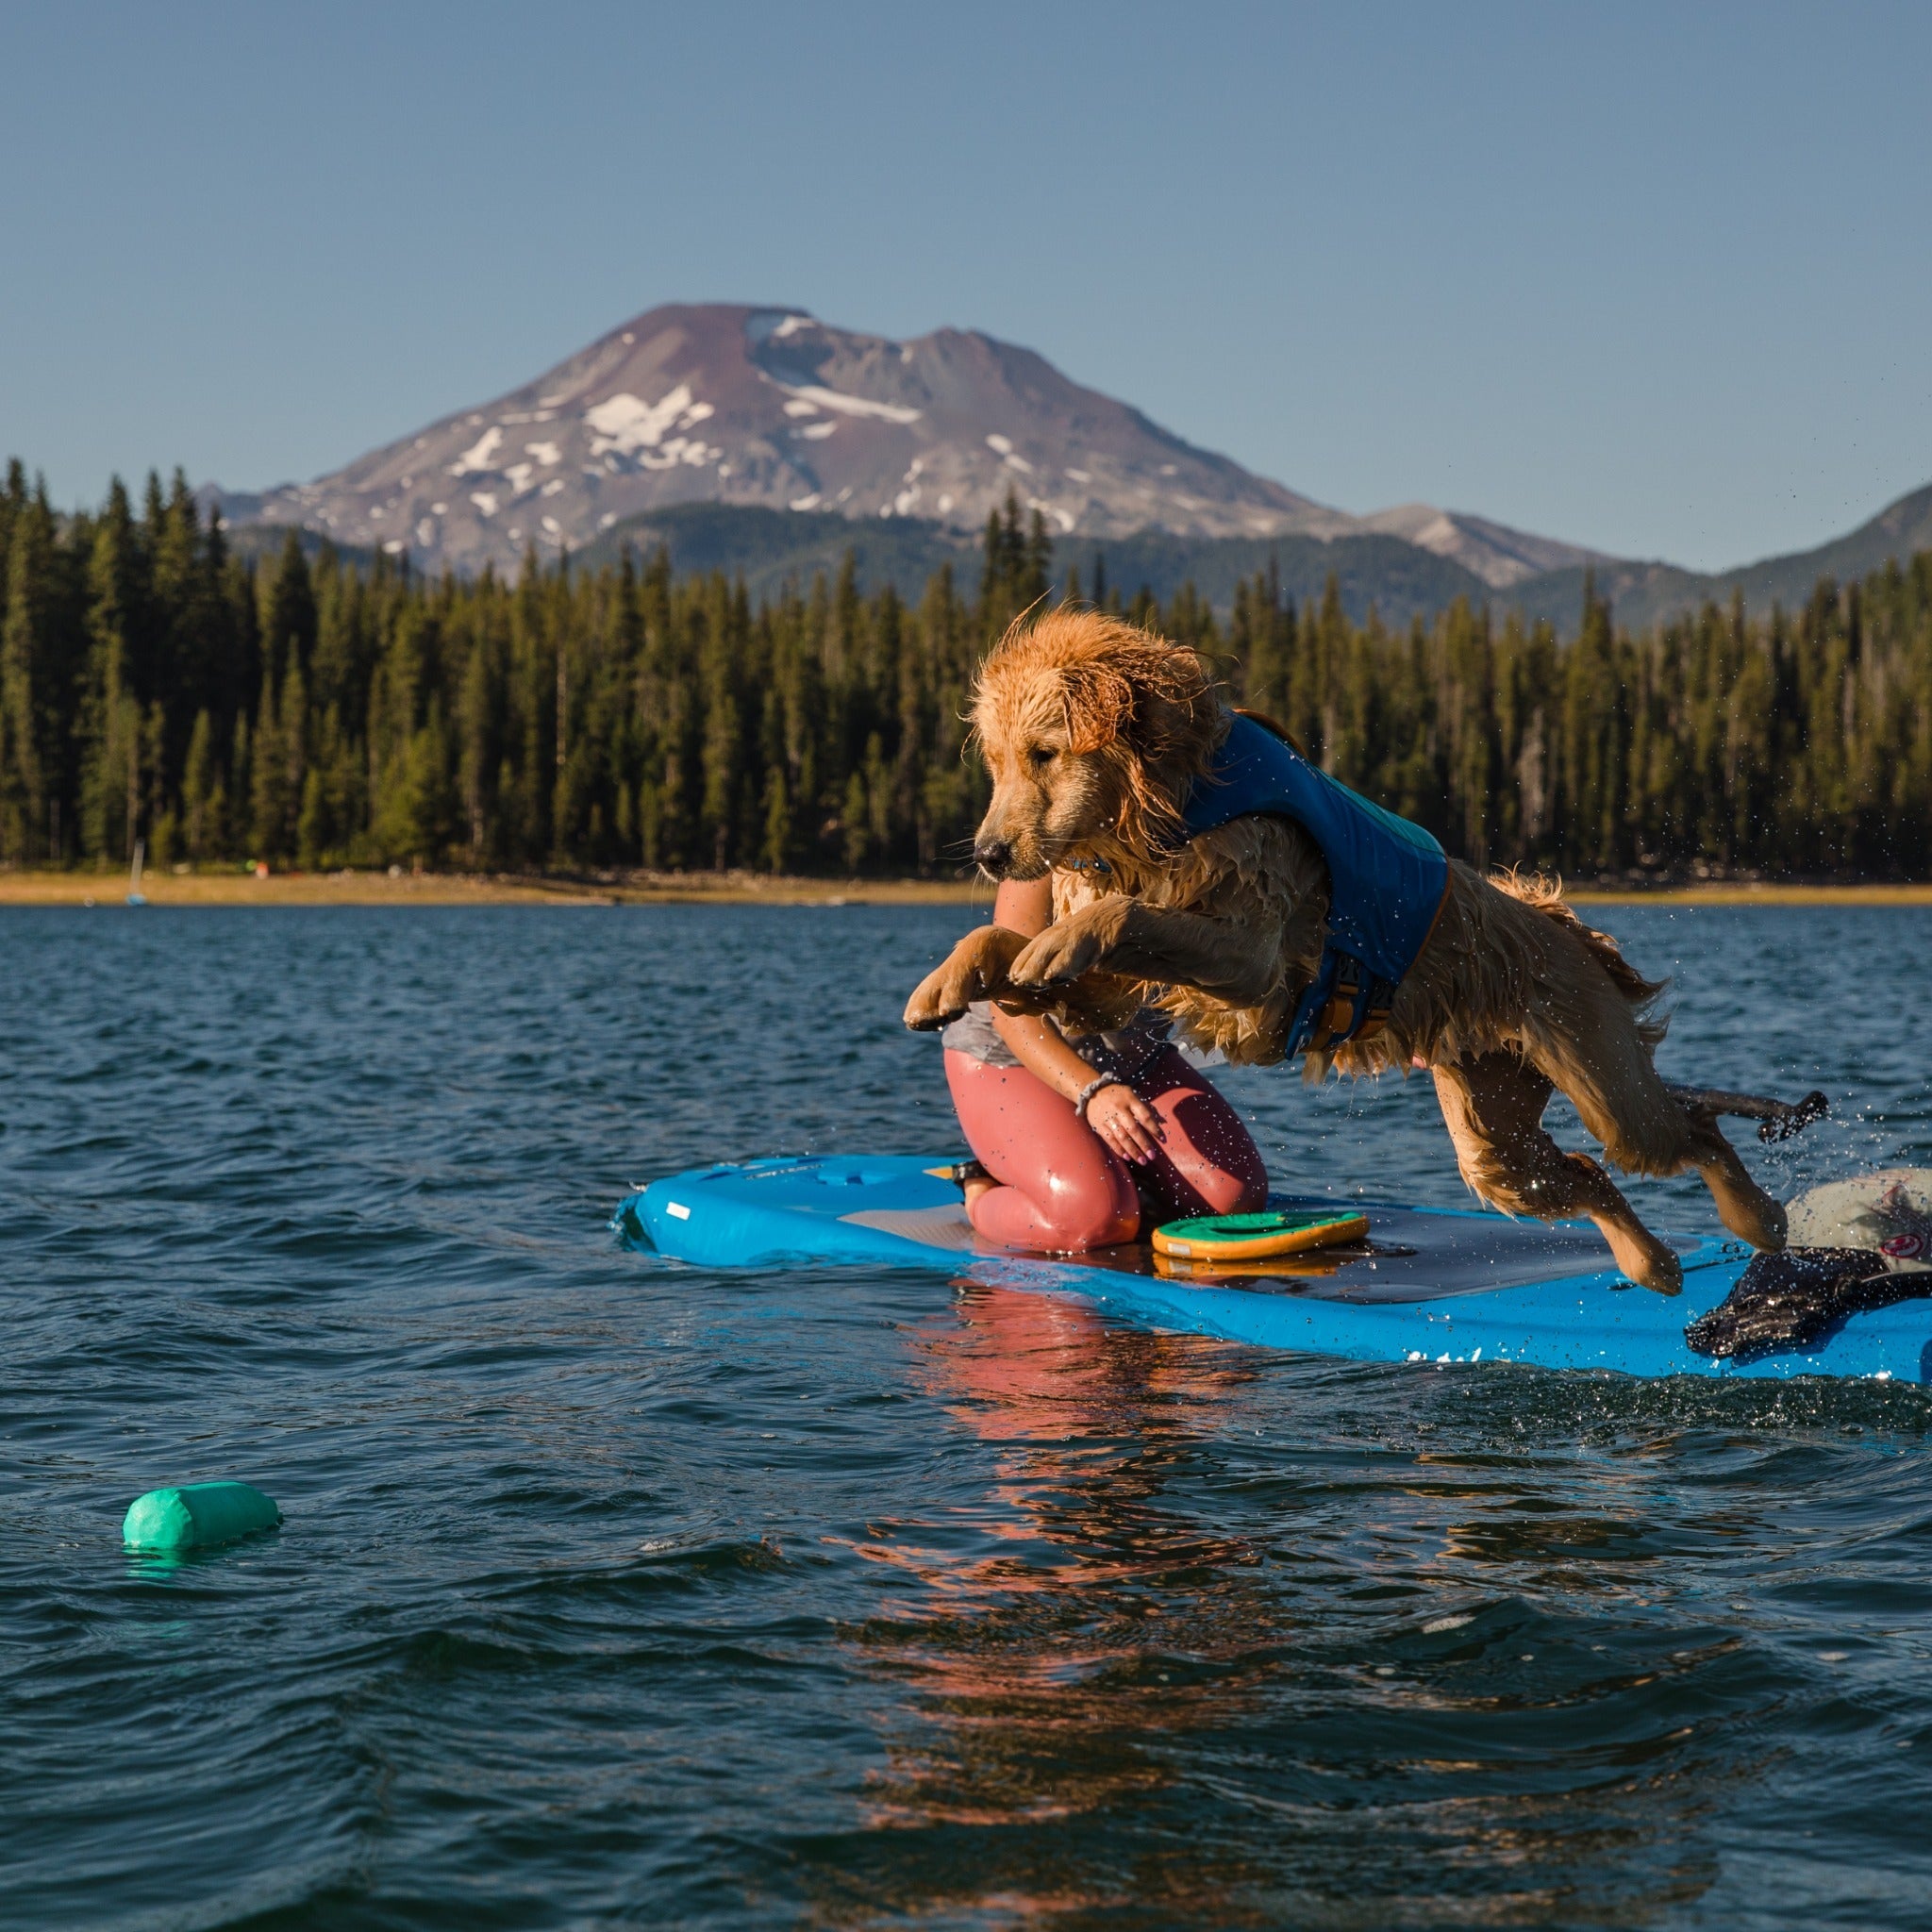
[{"xmin": 905, "ymin": 608, "xmax": 1787, "ymax": 1293}]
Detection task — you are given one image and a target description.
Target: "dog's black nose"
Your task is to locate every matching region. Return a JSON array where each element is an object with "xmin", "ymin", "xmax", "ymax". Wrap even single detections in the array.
[{"xmin": 974, "ymin": 838, "xmax": 1012, "ymax": 875}]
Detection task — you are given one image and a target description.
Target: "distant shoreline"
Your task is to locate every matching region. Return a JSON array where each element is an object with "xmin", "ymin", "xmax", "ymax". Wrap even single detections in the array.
[
  {"xmin": 1567, "ymin": 882, "xmax": 1932, "ymax": 907},
  {"xmin": 2, "ymin": 869, "xmax": 1928, "ymax": 909},
  {"xmin": 0, "ymin": 868, "xmax": 992, "ymax": 908}
]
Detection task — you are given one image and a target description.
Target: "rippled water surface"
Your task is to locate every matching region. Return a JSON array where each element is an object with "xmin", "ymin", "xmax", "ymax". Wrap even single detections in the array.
[{"xmin": 6, "ymin": 903, "xmax": 1932, "ymax": 1930}]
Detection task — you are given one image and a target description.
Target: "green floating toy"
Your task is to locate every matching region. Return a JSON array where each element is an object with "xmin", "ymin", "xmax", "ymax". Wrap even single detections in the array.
[{"xmin": 123, "ymin": 1481, "xmax": 282, "ymax": 1553}]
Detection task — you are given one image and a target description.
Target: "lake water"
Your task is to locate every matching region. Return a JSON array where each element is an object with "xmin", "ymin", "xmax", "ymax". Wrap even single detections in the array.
[{"xmin": 4, "ymin": 903, "xmax": 1932, "ymax": 1930}]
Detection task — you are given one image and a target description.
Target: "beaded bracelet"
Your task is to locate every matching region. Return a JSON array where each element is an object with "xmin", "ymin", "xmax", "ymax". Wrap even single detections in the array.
[{"xmin": 1073, "ymin": 1075, "xmax": 1117, "ymax": 1122}]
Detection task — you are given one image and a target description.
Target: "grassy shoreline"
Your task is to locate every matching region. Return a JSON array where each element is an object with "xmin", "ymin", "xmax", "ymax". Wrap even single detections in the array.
[{"xmin": 1, "ymin": 868, "xmax": 1929, "ymax": 908}]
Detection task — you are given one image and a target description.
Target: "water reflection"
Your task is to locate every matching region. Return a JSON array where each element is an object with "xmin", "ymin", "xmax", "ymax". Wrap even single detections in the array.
[
  {"xmin": 805, "ymin": 1288, "xmax": 1748, "ymax": 1927},
  {"xmin": 819, "ymin": 1287, "xmax": 1271, "ymax": 1907}
]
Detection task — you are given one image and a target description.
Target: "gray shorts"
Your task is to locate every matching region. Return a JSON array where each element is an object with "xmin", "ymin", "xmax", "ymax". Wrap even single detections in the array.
[{"xmin": 940, "ymin": 1001, "xmax": 1173, "ymax": 1082}]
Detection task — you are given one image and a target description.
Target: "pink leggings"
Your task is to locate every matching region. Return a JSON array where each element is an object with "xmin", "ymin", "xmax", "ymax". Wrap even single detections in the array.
[{"xmin": 944, "ymin": 1045, "xmax": 1269, "ymax": 1251}]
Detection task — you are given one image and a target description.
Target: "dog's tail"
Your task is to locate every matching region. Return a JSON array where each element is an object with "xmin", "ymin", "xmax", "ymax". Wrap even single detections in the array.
[{"xmin": 1491, "ymin": 869, "xmax": 1670, "ymax": 1047}]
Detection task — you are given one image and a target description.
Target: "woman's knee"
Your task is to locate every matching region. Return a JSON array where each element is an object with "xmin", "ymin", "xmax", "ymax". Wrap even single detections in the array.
[
  {"xmin": 972, "ymin": 1174, "xmax": 1138, "ymax": 1251},
  {"xmin": 1155, "ymin": 1080, "xmax": 1269, "ymax": 1212},
  {"xmin": 1190, "ymin": 1158, "xmax": 1268, "ymax": 1216},
  {"xmin": 1037, "ymin": 1165, "xmax": 1141, "ymax": 1248}
]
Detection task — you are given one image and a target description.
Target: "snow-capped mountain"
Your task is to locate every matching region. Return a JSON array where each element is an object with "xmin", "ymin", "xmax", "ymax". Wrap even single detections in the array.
[{"xmin": 218, "ymin": 302, "xmax": 1605, "ymax": 583}]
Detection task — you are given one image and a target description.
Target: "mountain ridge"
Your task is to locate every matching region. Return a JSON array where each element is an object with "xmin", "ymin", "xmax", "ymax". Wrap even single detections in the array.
[
  {"xmin": 204, "ymin": 299, "xmax": 1931, "ymax": 630},
  {"xmin": 563, "ymin": 501, "xmax": 1499, "ymax": 625},
  {"xmin": 212, "ymin": 301, "xmax": 1599, "ymax": 590},
  {"xmin": 1497, "ymin": 480, "xmax": 1932, "ymax": 632}
]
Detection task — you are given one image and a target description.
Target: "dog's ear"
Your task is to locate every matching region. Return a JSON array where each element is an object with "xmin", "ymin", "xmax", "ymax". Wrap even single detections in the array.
[
  {"xmin": 1124, "ymin": 682, "xmax": 1198, "ymax": 761},
  {"xmin": 1058, "ymin": 660, "xmax": 1136, "ymax": 754},
  {"xmin": 1111, "ymin": 641, "xmax": 1218, "ymax": 772}
]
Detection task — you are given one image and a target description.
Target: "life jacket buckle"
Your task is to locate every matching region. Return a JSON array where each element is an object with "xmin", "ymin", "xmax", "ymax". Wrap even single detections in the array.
[{"xmin": 1354, "ymin": 975, "xmax": 1398, "ymax": 1043}]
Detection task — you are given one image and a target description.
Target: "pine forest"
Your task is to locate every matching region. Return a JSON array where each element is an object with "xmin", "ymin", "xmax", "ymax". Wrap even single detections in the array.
[{"xmin": 4, "ymin": 460, "xmax": 1931, "ymax": 882}]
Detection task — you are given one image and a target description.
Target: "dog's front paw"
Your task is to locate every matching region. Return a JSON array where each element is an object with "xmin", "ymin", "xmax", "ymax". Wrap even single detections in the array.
[
  {"xmin": 1009, "ymin": 921, "xmax": 1106, "ymax": 988},
  {"xmin": 903, "ymin": 960, "xmax": 973, "ymax": 1030},
  {"xmin": 903, "ymin": 926, "xmax": 1026, "ymax": 1030}
]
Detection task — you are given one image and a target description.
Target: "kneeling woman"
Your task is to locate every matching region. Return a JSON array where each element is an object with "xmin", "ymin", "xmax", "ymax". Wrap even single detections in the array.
[{"xmin": 941, "ymin": 876, "xmax": 1269, "ymax": 1251}]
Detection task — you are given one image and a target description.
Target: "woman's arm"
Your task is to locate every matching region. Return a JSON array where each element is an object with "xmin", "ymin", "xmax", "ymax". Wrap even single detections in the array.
[{"xmin": 987, "ymin": 878, "xmax": 1164, "ymax": 1166}]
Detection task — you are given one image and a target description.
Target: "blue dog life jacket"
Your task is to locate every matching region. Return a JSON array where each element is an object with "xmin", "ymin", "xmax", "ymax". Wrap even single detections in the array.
[{"xmin": 1177, "ymin": 712, "xmax": 1450, "ymax": 1057}]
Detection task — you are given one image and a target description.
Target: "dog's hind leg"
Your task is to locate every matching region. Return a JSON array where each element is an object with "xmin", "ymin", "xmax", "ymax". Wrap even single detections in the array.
[
  {"xmin": 1432, "ymin": 1052, "xmax": 1684, "ymax": 1294},
  {"xmin": 1679, "ymin": 1100, "xmax": 1789, "ymax": 1252},
  {"xmin": 1509, "ymin": 932, "xmax": 1786, "ymax": 1254}
]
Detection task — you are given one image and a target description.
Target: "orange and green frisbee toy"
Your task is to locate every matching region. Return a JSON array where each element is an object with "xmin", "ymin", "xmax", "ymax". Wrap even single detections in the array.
[{"xmin": 1151, "ymin": 1208, "xmax": 1370, "ymax": 1262}]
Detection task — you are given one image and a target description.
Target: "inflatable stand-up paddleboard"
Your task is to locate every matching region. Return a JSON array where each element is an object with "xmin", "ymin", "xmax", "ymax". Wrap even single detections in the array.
[{"xmin": 614, "ymin": 1156, "xmax": 1932, "ymax": 1382}]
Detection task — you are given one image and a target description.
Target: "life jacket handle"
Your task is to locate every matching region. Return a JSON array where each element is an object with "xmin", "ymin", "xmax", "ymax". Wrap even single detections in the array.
[{"xmin": 1232, "ymin": 708, "xmax": 1308, "ymax": 759}]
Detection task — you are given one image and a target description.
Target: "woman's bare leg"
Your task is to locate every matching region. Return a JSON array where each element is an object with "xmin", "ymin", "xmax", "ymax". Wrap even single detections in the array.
[
  {"xmin": 944, "ymin": 1050, "xmax": 1140, "ymax": 1251},
  {"xmin": 1123, "ymin": 1045, "xmax": 1269, "ymax": 1224}
]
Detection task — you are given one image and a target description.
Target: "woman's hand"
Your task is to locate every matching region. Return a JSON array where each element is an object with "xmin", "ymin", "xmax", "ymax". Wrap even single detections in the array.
[{"xmin": 1085, "ymin": 1081, "xmax": 1164, "ymax": 1165}]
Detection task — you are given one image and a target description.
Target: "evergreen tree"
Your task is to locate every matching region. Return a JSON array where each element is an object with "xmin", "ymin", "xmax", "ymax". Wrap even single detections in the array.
[
  {"xmin": 0, "ymin": 483, "xmax": 63, "ymax": 861},
  {"xmin": 260, "ymin": 529, "xmax": 318, "ymax": 691},
  {"xmin": 181, "ymin": 708, "xmax": 216, "ymax": 859},
  {"xmin": 5, "ymin": 456, "xmax": 1932, "ymax": 884},
  {"xmin": 78, "ymin": 479, "xmax": 146, "ymax": 861}
]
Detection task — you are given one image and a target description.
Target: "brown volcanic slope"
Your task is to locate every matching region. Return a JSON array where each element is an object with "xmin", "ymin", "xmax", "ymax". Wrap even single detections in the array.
[{"xmin": 226, "ymin": 303, "xmax": 1368, "ymax": 576}]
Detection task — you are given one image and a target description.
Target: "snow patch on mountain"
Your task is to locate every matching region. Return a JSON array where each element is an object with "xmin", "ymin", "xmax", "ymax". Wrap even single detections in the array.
[
  {"xmin": 585, "ymin": 387, "xmax": 714, "ymax": 458},
  {"xmin": 449, "ymin": 426, "xmax": 503, "ymax": 476},
  {"xmin": 778, "ymin": 385, "xmax": 922, "ymax": 425}
]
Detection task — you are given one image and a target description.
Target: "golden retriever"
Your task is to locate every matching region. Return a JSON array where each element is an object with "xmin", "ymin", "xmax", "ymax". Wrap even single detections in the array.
[{"xmin": 904, "ymin": 608, "xmax": 1788, "ymax": 1293}]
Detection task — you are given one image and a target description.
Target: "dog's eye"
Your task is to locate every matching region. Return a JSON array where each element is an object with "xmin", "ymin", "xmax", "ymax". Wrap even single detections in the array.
[{"xmin": 1029, "ymin": 745, "xmax": 1058, "ymax": 768}]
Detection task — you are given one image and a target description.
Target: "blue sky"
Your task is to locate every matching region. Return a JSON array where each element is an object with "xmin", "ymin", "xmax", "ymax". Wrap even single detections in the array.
[{"xmin": 2, "ymin": 1, "xmax": 1926, "ymax": 571}]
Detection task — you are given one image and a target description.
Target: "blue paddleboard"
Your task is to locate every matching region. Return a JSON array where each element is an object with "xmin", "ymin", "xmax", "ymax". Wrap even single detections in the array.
[{"xmin": 613, "ymin": 1155, "xmax": 1932, "ymax": 1382}]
